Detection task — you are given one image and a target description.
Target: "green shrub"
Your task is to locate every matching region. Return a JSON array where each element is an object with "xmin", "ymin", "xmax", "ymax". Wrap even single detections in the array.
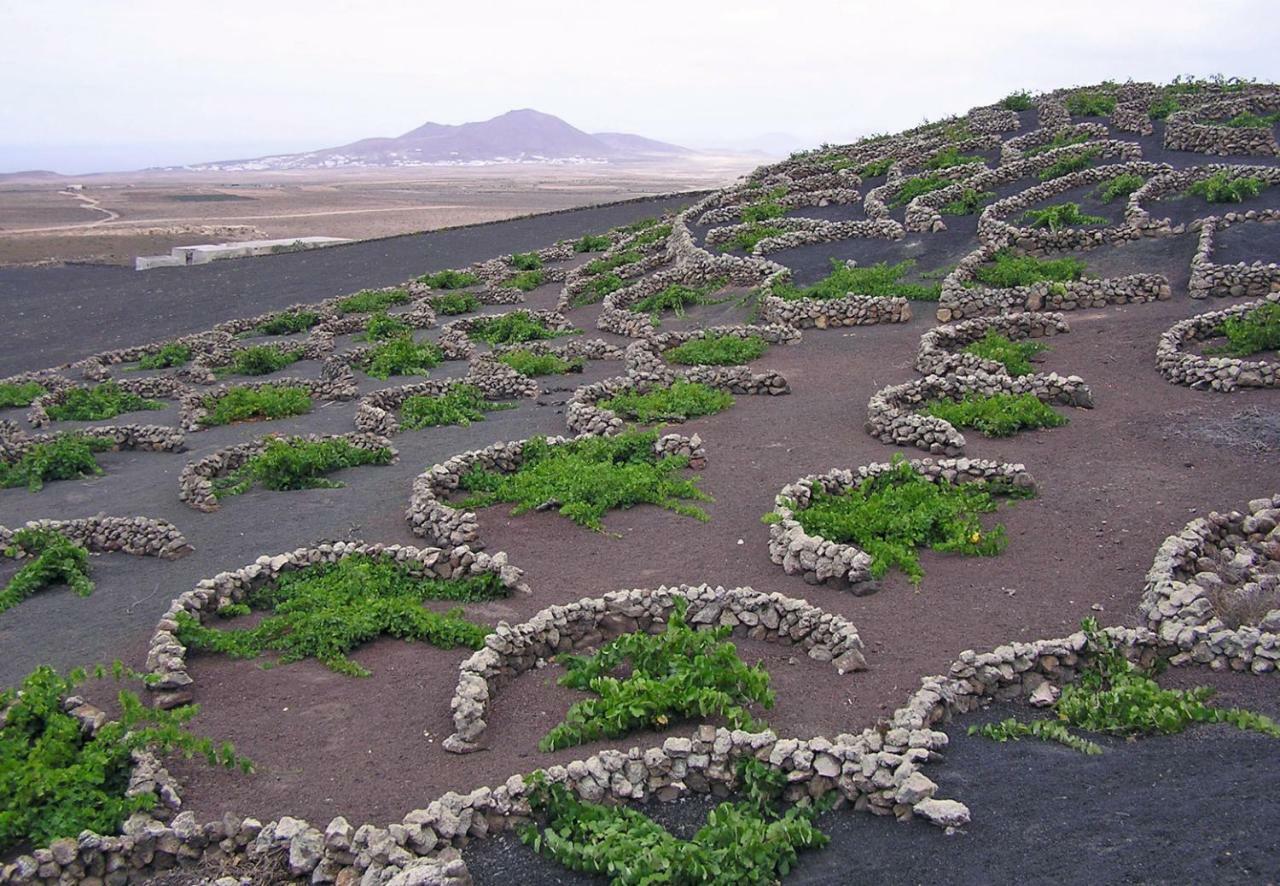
[
  {"xmin": 0, "ymin": 380, "xmax": 46, "ymax": 408},
  {"xmin": 506, "ymin": 269, "xmax": 545, "ymax": 291},
  {"xmin": 572, "ymin": 234, "xmax": 611, "ymax": 253},
  {"xmin": 359, "ymin": 311, "xmax": 411, "ymax": 342},
  {"xmin": 418, "ymin": 269, "xmax": 480, "ymax": 290},
  {"xmin": 600, "ymin": 381, "xmax": 733, "ymax": 423},
  {"xmin": 1222, "ymin": 111, "xmax": 1280, "ymax": 128},
  {"xmin": 584, "ymin": 250, "xmax": 641, "ymax": 277},
  {"xmin": 361, "ymin": 336, "xmax": 444, "ymax": 379},
  {"xmin": 1066, "ymin": 91, "xmax": 1116, "ymax": 117},
  {"xmin": 940, "ymin": 188, "xmax": 996, "ymax": 216},
  {"xmin": 1038, "ymin": 148, "xmax": 1101, "ymax": 181},
  {"xmin": 1096, "ymin": 173, "xmax": 1145, "ymax": 203},
  {"xmin": 252, "ymin": 310, "xmax": 319, "ymax": 336},
  {"xmin": 1147, "ymin": 94, "xmax": 1180, "ymax": 120},
  {"xmin": 787, "ymin": 456, "xmax": 1033, "ymax": 583},
  {"xmin": 0, "ymin": 664, "xmax": 247, "ymax": 853},
  {"xmin": 859, "ymin": 157, "xmax": 892, "ymax": 178},
  {"xmin": 1186, "ymin": 171, "xmax": 1267, "ymax": 203},
  {"xmin": 539, "ymin": 599, "xmax": 773, "ymax": 751},
  {"xmin": 1022, "ymin": 202, "xmax": 1109, "ymax": 230},
  {"xmin": 890, "ymin": 175, "xmax": 951, "ymax": 206},
  {"xmin": 628, "ymin": 223, "xmax": 672, "ymax": 247},
  {"xmin": 45, "ymin": 382, "xmax": 165, "ymax": 421},
  {"xmin": 135, "ymin": 344, "xmax": 192, "ymax": 370},
  {"xmin": 175, "ymin": 555, "xmax": 503, "ymax": 676},
  {"xmin": 0, "ymin": 529, "xmax": 92, "ymax": 614},
  {"xmin": 429, "ymin": 292, "xmax": 480, "ymax": 315},
  {"xmin": 718, "ymin": 223, "xmax": 784, "ymax": 253},
  {"xmin": 0, "ymin": 434, "xmax": 113, "ymax": 491},
  {"xmin": 217, "ymin": 345, "xmax": 302, "ymax": 378},
  {"xmin": 740, "ymin": 187, "xmax": 788, "ymax": 223},
  {"xmin": 971, "ymin": 250, "xmax": 1087, "ymax": 288},
  {"xmin": 511, "ymin": 251, "xmax": 542, "ymax": 271},
  {"xmin": 338, "ymin": 288, "xmax": 411, "ymax": 315},
  {"xmin": 962, "ymin": 329, "xmax": 1049, "ymax": 376},
  {"xmin": 200, "ymin": 385, "xmax": 312, "ymax": 426},
  {"xmin": 1206, "ymin": 302, "xmax": 1280, "ymax": 357},
  {"xmin": 630, "ymin": 279, "xmax": 729, "ymax": 319},
  {"xmin": 497, "ymin": 350, "xmax": 584, "ymax": 376},
  {"xmin": 469, "ymin": 312, "xmax": 571, "ymax": 345},
  {"xmin": 1023, "ymin": 132, "xmax": 1089, "ymax": 158},
  {"xmin": 617, "ymin": 216, "xmax": 660, "ymax": 234},
  {"xmin": 972, "ymin": 618, "xmax": 1280, "ymax": 755},
  {"xmin": 213, "ymin": 438, "xmax": 393, "ymax": 497},
  {"xmin": 772, "ymin": 258, "xmax": 940, "ymax": 301},
  {"xmin": 925, "ymin": 147, "xmax": 984, "ymax": 170},
  {"xmin": 458, "ymin": 428, "xmax": 710, "ymax": 532},
  {"xmin": 924, "ymin": 392, "xmax": 1068, "ymax": 437},
  {"xmin": 570, "ymin": 273, "xmax": 625, "ymax": 308},
  {"xmin": 666, "ymin": 333, "xmax": 768, "ymax": 366},
  {"xmin": 1001, "ymin": 91, "xmax": 1033, "ymax": 111},
  {"xmin": 400, "ymin": 384, "xmax": 512, "ymax": 429}
]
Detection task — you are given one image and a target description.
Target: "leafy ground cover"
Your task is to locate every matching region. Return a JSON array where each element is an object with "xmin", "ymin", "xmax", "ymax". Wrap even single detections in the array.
[
  {"xmin": 251, "ymin": 310, "xmax": 319, "ymax": 336},
  {"xmin": 600, "ymin": 381, "xmax": 733, "ymax": 423},
  {"xmin": 629, "ymin": 280, "xmax": 730, "ymax": 321},
  {"xmin": 1038, "ymin": 147, "xmax": 1101, "ymax": 181},
  {"xmin": 361, "ymin": 336, "xmax": 444, "ymax": 380},
  {"xmin": 924, "ymin": 392, "xmax": 1068, "ymax": 437},
  {"xmin": 572, "ymin": 234, "xmax": 611, "ymax": 253},
  {"xmin": 360, "ymin": 311, "xmax": 412, "ymax": 341},
  {"xmin": 941, "ymin": 187, "xmax": 996, "ymax": 216},
  {"xmin": 717, "ymin": 223, "xmax": 785, "ymax": 253},
  {"xmin": 458, "ymin": 428, "xmax": 710, "ymax": 532},
  {"xmin": 175, "ymin": 555, "xmax": 504, "ymax": 676},
  {"xmin": 212, "ymin": 437, "xmax": 393, "ymax": 498},
  {"xmin": 0, "ymin": 434, "xmax": 113, "ymax": 491},
  {"xmin": 469, "ymin": 312, "xmax": 573, "ymax": 346},
  {"xmin": 890, "ymin": 175, "xmax": 951, "ymax": 207},
  {"xmin": 1096, "ymin": 173, "xmax": 1145, "ymax": 203},
  {"xmin": 1022, "ymin": 202, "xmax": 1108, "ymax": 231},
  {"xmin": 135, "ymin": 343, "xmax": 193, "ymax": 370},
  {"xmin": 859, "ymin": 157, "xmax": 892, "ymax": 178},
  {"xmin": 1066, "ymin": 91, "xmax": 1116, "ymax": 117},
  {"xmin": 772, "ymin": 259, "xmax": 940, "ymax": 301},
  {"xmin": 971, "ymin": 250, "xmax": 1086, "ymax": 288},
  {"xmin": 962, "ymin": 329, "xmax": 1050, "ymax": 376},
  {"xmin": 740, "ymin": 187, "xmax": 788, "ymax": 223},
  {"xmin": 215, "ymin": 345, "xmax": 303, "ymax": 378},
  {"xmin": 430, "ymin": 292, "xmax": 480, "ymax": 315},
  {"xmin": 1023, "ymin": 132, "xmax": 1089, "ymax": 158},
  {"xmin": 419, "ymin": 269, "xmax": 480, "ymax": 290},
  {"xmin": 507, "ymin": 269, "xmax": 545, "ymax": 291},
  {"xmin": 925, "ymin": 147, "xmax": 984, "ymax": 170},
  {"xmin": 400, "ymin": 384, "xmax": 513, "ymax": 429},
  {"xmin": 666, "ymin": 333, "xmax": 768, "ymax": 366},
  {"xmin": 0, "ymin": 528, "xmax": 92, "ymax": 614},
  {"xmin": 45, "ymin": 382, "xmax": 165, "ymax": 421},
  {"xmin": 511, "ymin": 252, "xmax": 543, "ymax": 271},
  {"xmin": 338, "ymin": 288, "xmax": 412, "ymax": 315},
  {"xmin": 199, "ymin": 385, "xmax": 313, "ymax": 427},
  {"xmin": 1186, "ymin": 171, "xmax": 1268, "ymax": 203},
  {"xmin": 1221, "ymin": 110, "xmax": 1280, "ymax": 128},
  {"xmin": 497, "ymin": 349, "xmax": 585, "ymax": 376},
  {"xmin": 1206, "ymin": 301, "xmax": 1280, "ymax": 357},
  {"xmin": 1001, "ymin": 91, "xmax": 1033, "ymax": 111},
  {"xmin": 0, "ymin": 380, "xmax": 46, "ymax": 408}
]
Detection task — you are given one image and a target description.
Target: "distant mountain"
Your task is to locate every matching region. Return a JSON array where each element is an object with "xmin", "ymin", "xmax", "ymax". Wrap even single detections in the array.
[
  {"xmin": 179, "ymin": 110, "xmax": 694, "ymax": 172},
  {"xmin": 0, "ymin": 169, "xmax": 65, "ymax": 182}
]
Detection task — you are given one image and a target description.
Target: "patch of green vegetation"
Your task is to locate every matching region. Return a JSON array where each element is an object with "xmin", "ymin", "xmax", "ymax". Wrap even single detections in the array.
[
  {"xmin": 0, "ymin": 664, "xmax": 248, "ymax": 854},
  {"xmin": 924, "ymin": 392, "xmax": 1067, "ymax": 437},
  {"xmin": 740, "ymin": 187, "xmax": 788, "ymax": 223},
  {"xmin": 429, "ymin": 292, "xmax": 480, "ymax": 315},
  {"xmin": 1206, "ymin": 302, "xmax": 1280, "ymax": 357},
  {"xmin": 1022, "ymin": 202, "xmax": 1109, "ymax": 231},
  {"xmin": 497, "ymin": 350, "xmax": 584, "ymax": 376},
  {"xmin": 859, "ymin": 157, "xmax": 893, "ymax": 178},
  {"xmin": 584, "ymin": 250, "xmax": 641, "ymax": 277},
  {"xmin": 925, "ymin": 147, "xmax": 984, "ymax": 170},
  {"xmin": 520, "ymin": 759, "xmax": 828, "ymax": 886},
  {"xmin": 0, "ymin": 434, "xmax": 113, "ymax": 491},
  {"xmin": 360, "ymin": 311, "xmax": 412, "ymax": 341},
  {"xmin": 135, "ymin": 343, "xmax": 192, "ymax": 370},
  {"xmin": 1096, "ymin": 173, "xmax": 1145, "ymax": 203},
  {"xmin": 718, "ymin": 223, "xmax": 784, "ymax": 253},
  {"xmin": 1037, "ymin": 147, "xmax": 1101, "ymax": 181},
  {"xmin": 1147, "ymin": 94, "xmax": 1181, "ymax": 120},
  {"xmin": 1065, "ymin": 91, "xmax": 1116, "ymax": 117},
  {"xmin": 628, "ymin": 223, "xmax": 672, "ymax": 247},
  {"xmin": 569, "ymin": 273, "xmax": 625, "ymax": 308},
  {"xmin": 962, "ymin": 329, "xmax": 1049, "ymax": 376},
  {"xmin": 1023, "ymin": 132, "xmax": 1089, "ymax": 158},
  {"xmin": 45, "ymin": 382, "xmax": 164, "ymax": 421},
  {"xmin": 539, "ymin": 598, "xmax": 772, "ymax": 751},
  {"xmin": 458, "ymin": 428, "xmax": 710, "ymax": 532},
  {"xmin": 1186, "ymin": 171, "xmax": 1267, "ymax": 203},
  {"xmin": 1221, "ymin": 111, "xmax": 1280, "ymax": 129},
  {"xmin": 572, "ymin": 234, "xmax": 612, "ymax": 253},
  {"xmin": 252, "ymin": 310, "xmax": 319, "ymax": 336},
  {"xmin": 469, "ymin": 312, "xmax": 572, "ymax": 345},
  {"xmin": 971, "ymin": 249, "xmax": 1087, "ymax": 289},
  {"xmin": 338, "ymin": 288, "xmax": 412, "ymax": 315},
  {"xmin": 600, "ymin": 381, "xmax": 733, "ymax": 423},
  {"xmin": 890, "ymin": 175, "xmax": 951, "ymax": 207},
  {"xmin": 418, "ymin": 269, "xmax": 480, "ymax": 290},
  {"xmin": 666, "ymin": 333, "xmax": 768, "ymax": 366},
  {"xmin": 784, "ymin": 456, "xmax": 1033, "ymax": 583},
  {"xmin": 0, "ymin": 380, "xmax": 47, "ymax": 408},
  {"xmin": 216, "ymin": 346, "xmax": 303, "ymax": 378},
  {"xmin": 507, "ymin": 269, "xmax": 545, "ymax": 291},
  {"xmin": 940, "ymin": 188, "xmax": 996, "ymax": 216},
  {"xmin": 1000, "ymin": 91, "xmax": 1033, "ymax": 111},
  {"xmin": 511, "ymin": 252, "xmax": 542, "ymax": 271},
  {"xmin": 972, "ymin": 618, "xmax": 1280, "ymax": 755},
  {"xmin": 630, "ymin": 279, "xmax": 729, "ymax": 320},
  {"xmin": 0, "ymin": 528, "xmax": 92, "ymax": 614},
  {"xmin": 199, "ymin": 385, "xmax": 312, "ymax": 427},
  {"xmin": 617, "ymin": 216, "xmax": 660, "ymax": 235},
  {"xmin": 212, "ymin": 438, "xmax": 393, "ymax": 498},
  {"xmin": 361, "ymin": 336, "xmax": 444, "ymax": 380},
  {"xmin": 772, "ymin": 258, "xmax": 940, "ymax": 302},
  {"xmin": 400, "ymin": 384, "xmax": 513, "ymax": 429},
  {"xmin": 175, "ymin": 555, "xmax": 503, "ymax": 676}
]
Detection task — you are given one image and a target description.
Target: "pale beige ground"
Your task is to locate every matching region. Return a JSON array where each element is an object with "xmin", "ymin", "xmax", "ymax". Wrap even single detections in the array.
[{"xmin": 0, "ymin": 157, "xmax": 761, "ymax": 266}]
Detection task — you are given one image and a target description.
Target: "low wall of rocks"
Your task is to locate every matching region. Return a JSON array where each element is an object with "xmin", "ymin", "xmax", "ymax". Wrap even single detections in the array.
[
  {"xmin": 1189, "ymin": 214, "xmax": 1280, "ymax": 298},
  {"xmin": 436, "ymin": 310, "xmax": 577, "ymax": 360},
  {"xmin": 27, "ymin": 377, "xmax": 189, "ymax": 428},
  {"xmin": 768, "ymin": 457, "xmax": 1037, "ymax": 589},
  {"xmin": 177, "ymin": 375, "xmax": 358, "ymax": 432},
  {"xmin": 0, "ymin": 516, "xmax": 191, "ymax": 560},
  {"xmin": 915, "ymin": 312, "xmax": 1071, "ymax": 376},
  {"xmin": 650, "ymin": 322, "xmax": 802, "ymax": 352},
  {"xmin": 68, "ymin": 331, "xmax": 232, "ymax": 382},
  {"xmin": 751, "ymin": 218, "xmax": 904, "ymax": 255},
  {"xmin": 1139, "ymin": 495, "xmax": 1280, "ymax": 672},
  {"xmin": 0, "ymin": 425, "xmax": 187, "ymax": 463},
  {"xmin": 1155, "ymin": 295, "xmax": 1280, "ymax": 391},
  {"xmin": 999, "ymin": 122, "xmax": 1109, "ymax": 163},
  {"xmin": 758, "ymin": 292, "xmax": 912, "ymax": 329},
  {"xmin": 1130, "ymin": 164, "xmax": 1280, "ymax": 236},
  {"xmin": 1164, "ymin": 97, "xmax": 1280, "ymax": 156},
  {"xmin": 596, "ymin": 256, "xmax": 777, "ymax": 338}
]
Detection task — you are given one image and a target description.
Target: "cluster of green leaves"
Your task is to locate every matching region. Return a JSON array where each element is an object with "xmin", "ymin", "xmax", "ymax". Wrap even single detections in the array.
[
  {"xmin": 1206, "ymin": 302, "xmax": 1280, "ymax": 357},
  {"xmin": 360, "ymin": 311, "xmax": 411, "ymax": 341},
  {"xmin": 666, "ymin": 333, "xmax": 767, "ymax": 366},
  {"xmin": 212, "ymin": 437, "xmax": 393, "ymax": 498},
  {"xmin": 972, "ymin": 618, "xmax": 1280, "ymax": 755},
  {"xmin": 939, "ymin": 187, "xmax": 996, "ymax": 216},
  {"xmin": 925, "ymin": 147, "xmax": 984, "ymax": 170},
  {"xmin": 338, "ymin": 288, "xmax": 411, "ymax": 315},
  {"xmin": 429, "ymin": 292, "xmax": 480, "ymax": 315},
  {"xmin": 199, "ymin": 385, "xmax": 312, "ymax": 426},
  {"xmin": 252, "ymin": 309, "xmax": 319, "ymax": 336},
  {"xmin": 1000, "ymin": 91, "xmax": 1033, "ymax": 111},
  {"xmin": 400, "ymin": 384, "xmax": 512, "ymax": 429},
  {"xmin": 630, "ymin": 279, "xmax": 729, "ymax": 319},
  {"xmin": 1096, "ymin": 173, "xmax": 1145, "ymax": 203},
  {"xmin": 497, "ymin": 349, "xmax": 584, "ymax": 376},
  {"xmin": 718, "ymin": 222, "xmax": 785, "ymax": 253},
  {"xmin": 859, "ymin": 157, "xmax": 893, "ymax": 178},
  {"xmin": 418, "ymin": 269, "xmax": 480, "ymax": 290},
  {"xmin": 1186, "ymin": 171, "xmax": 1268, "ymax": 203},
  {"xmin": 785, "ymin": 457, "xmax": 1033, "ymax": 583},
  {"xmin": 361, "ymin": 336, "xmax": 444, "ymax": 379},
  {"xmin": 962, "ymin": 329, "xmax": 1049, "ymax": 376},
  {"xmin": 1022, "ymin": 202, "xmax": 1109, "ymax": 231},
  {"xmin": 458, "ymin": 428, "xmax": 710, "ymax": 532},
  {"xmin": 1023, "ymin": 132, "xmax": 1089, "ymax": 158},
  {"xmin": 135, "ymin": 343, "xmax": 192, "ymax": 370},
  {"xmin": 175, "ymin": 555, "xmax": 503, "ymax": 677},
  {"xmin": 1167, "ymin": 74, "xmax": 1253, "ymax": 94},
  {"xmin": 583, "ymin": 250, "xmax": 641, "ymax": 278},
  {"xmin": 1066, "ymin": 91, "xmax": 1116, "ymax": 117},
  {"xmin": 572, "ymin": 234, "xmax": 612, "ymax": 253},
  {"xmin": 0, "ymin": 380, "xmax": 46, "ymax": 408},
  {"xmin": 924, "ymin": 392, "xmax": 1068, "ymax": 438},
  {"xmin": 1148, "ymin": 94, "xmax": 1181, "ymax": 120},
  {"xmin": 511, "ymin": 251, "xmax": 543, "ymax": 271},
  {"xmin": 216, "ymin": 345, "xmax": 303, "ymax": 378},
  {"xmin": 1222, "ymin": 110, "xmax": 1280, "ymax": 129},
  {"xmin": 45, "ymin": 382, "xmax": 164, "ymax": 421},
  {"xmin": 539, "ymin": 599, "xmax": 773, "ymax": 751},
  {"xmin": 0, "ymin": 664, "xmax": 248, "ymax": 853},
  {"xmin": 890, "ymin": 175, "xmax": 951, "ymax": 207},
  {"xmin": 617, "ymin": 216, "xmax": 660, "ymax": 235},
  {"xmin": 507, "ymin": 269, "xmax": 545, "ymax": 291},
  {"xmin": 971, "ymin": 249, "xmax": 1087, "ymax": 288},
  {"xmin": 0, "ymin": 528, "xmax": 93, "ymax": 614},
  {"xmin": 0, "ymin": 434, "xmax": 112, "ymax": 491},
  {"xmin": 1038, "ymin": 147, "xmax": 1101, "ymax": 181},
  {"xmin": 627, "ymin": 223, "xmax": 672, "ymax": 247},
  {"xmin": 469, "ymin": 312, "xmax": 572, "ymax": 345},
  {"xmin": 570, "ymin": 272, "xmax": 626, "ymax": 308},
  {"xmin": 600, "ymin": 381, "xmax": 733, "ymax": 423},
  {"xmin": 772, "ymin": 258, "xmax": 941, "ymax": 302},
  {"xmin": 740, "ymin": 187, "xmax": 788, "ymax": 223},
  {"xmin": 520, "ymin": 759, "xmax": 828, "ymax": 886}
]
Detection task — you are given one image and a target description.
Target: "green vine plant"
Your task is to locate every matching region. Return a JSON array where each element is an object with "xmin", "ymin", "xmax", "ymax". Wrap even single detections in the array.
[
  {"xmin": 961, "ymin": 329, "xmax": 1050, "ymax": 376},
  {"xmin": 0, "ymin": 434, "xmax": 114, "ymax": 491},
  {"xmin": 429, "ymin": 292, "xmax": 480, "ymax": 315},
  {"xmin": 400, "ymin": 384, "xmax": 515, "ymax": 429},
  {"xmin": 923, "ymin": 392, "xmax": 1068, "ymax": 438},
  {"xmin": 539, "ymin": 599, "xmax": 774, "ymax": 751},
  {"xmin": 214, "ymin": 345, "xmax": 303, "ymax": 378},
  {"xmin": 419, "ymin": 269, "xmax": 480, "ymax": 290},
  {"xmin": 0, "ymin": 663, "xmax": 249, "ymax": 854},
  {"xmin": 1185, "ymin": 171, "xmax": 1267, "ymax": 204},
  {"xmin": 469, "ymin": 312, "xmax": 575, "ymax": 346},
  {"xmin": 599, "ymin": 381, "xmax": 733, "ymax": 424},
  {"xmin": 360, "ymin": 336, "xmax": 444, "ymax": 380},
  {"xmin": 212, "ymin": 437, "xmax": 393, "ymax": 498},
  {"xmin": 175, "ymin": 555, "xmax": 505, "ymax": 677},
  {"xmin": 199, "ymin": 385, "xmax": 313, "ymax": 427},
  {"xmin": 665, "ymin": 334, "xmax": 768, "ymax": 366},
  {"xmin": 1022, "ymin": 202, "xmax": 1108, "ymax": 231},
  {"xmin": 772, "ymin": 258, "xmax": 941, "ymax": 302},
  {"xmin": 249, "ymin": 309, "xmax": 319, "ymax": 337},
  {"xmin": 970, "ymin": 250, "xmax": 1087, "ymax": 289},
  {"xmin": 629, "ymin": 279, "xmax": 730, "ymax": 322},
  {"xmin": 1037, "ymin": 147, "xmax": 1101, "ymax": 181},
  {"xmin": 134, "ymin": 343, "xmax": 193, "ymax": 370},
  {"xmin": 359, "ymin": 311, "xmax": 412, "ymax": 342},
  {"xmin": 45, "ymin": 382, "xmax": 165, "ymax": 422},
  {"xmin": 1204, "ymin": 301, "xmax": 1280, "ymax": 357},
  {"xmin": 572, "ymin": 234, "xmax": 611, "ymax": 253},
  {"xmin": 0, "ymin": 380, "xmax": 47, "ymax": 408},
  {"xmin": 0, "ymin": 528, "xmax": 93, "ymax": 614},
  {"xmin": 337, "ymin": 288, "xmax": 412, "ymax": 315},
  {"xmin": 972, "ymin": 619, "xmax": 1280, "ymax": 754},
  {"xmin": 497, "ymin": 350, "xmax": 584, "ymax": 377}
]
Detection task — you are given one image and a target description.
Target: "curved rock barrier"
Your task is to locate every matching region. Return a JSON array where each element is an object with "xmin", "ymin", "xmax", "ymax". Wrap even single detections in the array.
[
  {"xmin": 1155, "ymin": 295, "xmax": 1280, "ymax": 391},
  {"xmin": 0, "ymin": 425, "xmax": 187, "ymax": 463},
  {"xmin": 177, "ymin": 374, "xmax": 358, "ymax": 432},
  {"xmin": 0, "ymin": 516, "xmax": 191, "ymax": 560},
  {"xmin": 1164, "ymin": 96, "xmax": 1280, "ymax": 156},
  {"xmin": 1189, "ymin": 213, "xmax": 1280, "ymax": 299},
  {"xmin": 352, "ymin": 361, "xmax": 539, "ymax": 437},
  {"xmin": 26, "ymin": 377, "xmax": 189, "ymax": 428},
  {"xmin": 915, "ymin": 312, "xmax": 1070, "ymax": 376},
  {"xmin": 436, "ymin": 309, "xmax": 577, "ymax": 360}
]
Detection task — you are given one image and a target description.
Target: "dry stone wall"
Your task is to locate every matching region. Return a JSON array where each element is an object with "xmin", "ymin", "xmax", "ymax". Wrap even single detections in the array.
[
  {"xmin": 1155, "ymin": 295, "xmax": 1280, "ymax": 391},
  {"xmin": 0, "ymin": 516, "xmax": 191, "ymax": 560}
]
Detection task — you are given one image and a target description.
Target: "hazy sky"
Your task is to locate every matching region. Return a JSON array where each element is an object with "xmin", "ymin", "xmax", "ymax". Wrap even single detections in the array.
[{"xmin": 2, "ymin": 0, "xmax": 1278, "ymax": 173}]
